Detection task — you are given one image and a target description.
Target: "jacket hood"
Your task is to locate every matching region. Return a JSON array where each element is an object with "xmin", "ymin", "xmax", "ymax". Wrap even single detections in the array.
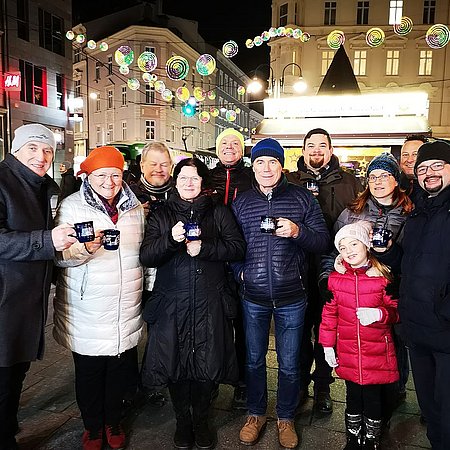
[{"xmin": 334, "ymin": 255, "xmax": 383, "ymax": 277}]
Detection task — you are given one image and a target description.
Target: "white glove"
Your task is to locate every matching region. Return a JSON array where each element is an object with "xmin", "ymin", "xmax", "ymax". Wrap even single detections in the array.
[
  {"xmin": 323, "ymin": 347, "xmax": 338, "ymax": 368},
  {"xmin": 357, "ymin": 307, "xmax": 382, "ymax": 326}
]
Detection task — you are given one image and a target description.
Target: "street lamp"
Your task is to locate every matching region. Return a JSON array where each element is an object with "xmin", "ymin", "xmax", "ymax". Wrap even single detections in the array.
[
  {"xmin": 247, "ymin": 64, "xmax": 275, "ymax": 95},
  {"xmin": 280, "ymin": 63, "xmax": 307, "ymax": 94}
]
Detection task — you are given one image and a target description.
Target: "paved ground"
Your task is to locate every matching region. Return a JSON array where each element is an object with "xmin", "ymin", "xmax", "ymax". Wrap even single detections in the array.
[{"xmin": 16, "ymin": 288, "xmax": 431, "ymax": 450}]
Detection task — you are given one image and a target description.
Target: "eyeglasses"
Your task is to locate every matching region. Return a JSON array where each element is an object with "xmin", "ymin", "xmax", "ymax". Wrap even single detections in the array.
[
  {"xmin": 91, "ymin": 173, "xmax": 123, "ymax": 182},
  {"xmin": 416, "ymin": 161, "xmax": 447, "ymax": 176},
  {"xmin": 367, "ymin": 173, "xmax": 392, "ymax": 183},
  {"xmin": 178, "ymin": 176, "xmax": 201, "ymax": 184}
]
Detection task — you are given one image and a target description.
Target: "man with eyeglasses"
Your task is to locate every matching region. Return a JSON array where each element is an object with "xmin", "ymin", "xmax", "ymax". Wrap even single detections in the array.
[{"xmin": 382, "ymin": 140, "xmax": 450, "ymax": 450}]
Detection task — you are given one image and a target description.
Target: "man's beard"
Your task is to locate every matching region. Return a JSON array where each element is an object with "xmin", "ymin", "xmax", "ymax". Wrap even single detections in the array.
[
  {"xmin": 423, "ymin": 177, "xmax": 443, "ymax": 195},
  {"xmin": 309, "ymin": 157, "xmax": 325, "ymax": 169}
]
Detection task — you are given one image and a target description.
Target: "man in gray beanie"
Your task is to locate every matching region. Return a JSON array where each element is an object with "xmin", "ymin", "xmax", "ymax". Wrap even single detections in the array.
[
  {"xmin": 232, "ymin": 138, "xmax": 330, "ymax": 448},
  {"xmin": 0, "ymin": 123, "xmax": 76, "ymax": 449},
  {"xmin": 381, "ymin": 139, "xmax": 450, "ymax": 449}
]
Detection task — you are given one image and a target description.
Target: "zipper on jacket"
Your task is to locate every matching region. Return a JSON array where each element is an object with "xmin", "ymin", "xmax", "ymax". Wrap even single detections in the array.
[
  {"xmin": 331, "ymin": 187, "xmax": 335, "ymax": 212},
  {"xmin": 117, "ymin": 235, "xmax": 123, "ymax": 356},
  {"xmin": 267, "ymin": 192, "xmax": 275, "ymax": 308},
  {"xmin": 385, "ymin": 335, "xmax": 390, "ymax": 364},
  {"xmin": 355, "ymin": 273, "xmax": 363, "ymax": 384},
  {"xmin": 224, "ymin": 169, "xmax": 231, "ymax": 206}
]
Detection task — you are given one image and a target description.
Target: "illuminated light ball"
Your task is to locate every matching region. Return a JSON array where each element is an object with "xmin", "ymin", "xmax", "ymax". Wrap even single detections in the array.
[
  {"xmin": 87, "ymin": 40, "xmax": 96, "ymax": 50},
  {"xmin": 142, "ymin": 72, "xmax": 152, "ymax": 82},
  {"xmin": 207, "ymin": 90, "xmax": 216, "ymax": 100},
  {"xmin": 115, "ymin": 45, "xmax": 134, "ymax": 66},
  {"xmin": 239, "ymin": 127, "xmax": 244, "ymax": 132},
  {"xmin": 137, "ymin": 51, "xmax": 157, "ymax": 72},
  {"xmin": 261, "ymin": 31, "xmax": 270, "ymax": 42},
  {"xmin": 276, "ymin": 27, "xmax": 286, "ymax": 36},
  {"xmin": 235, "ymin": 108, "xmax": 241, "ymax": 114},
  {"xmin": 251, "ymin": 127, "xmax": 256, "ymax": 134},
  {"xmin": 199, "ymin": 111, "xmax": 210, "ymax": 124},
  {"xmin": 66, "ymin": 30, "xmax": 75, "ymax": 40},
  {"xmin": 154, "ymin": 80, "xmax": 166, "ymax": 93},
  {"xmin": 327, "ymin": 30, "xmax": 345, "ymax": 49},
  {"xmin": 222, "ymin": 40, "xmax": 238, "ymax": 58},
  {"xmin": 209, "ymin": 107, "xmax": 219, "ymax": 117},
  {"xmin": 76, "ymin": 34, "xmax": 86, "ymax": 44},
  {"xmin": 193, "ymin": 87, "xmax": 206, "ymax": 102},
  {"xmin": 99, "ymin": 42, "xmax": 109, "ymax": 51},
  {"xmin": 119, "ymin": 65, "xmax": 130, "ymax": 75},
  {"xmin": 176, "ymin": 86, "xmax": 190, "ymax": 102},
  {"xmin": 161, "ymin": 89, "xmax": 173, "ymax": 102},
  {"xmin": 245, "ymin": 39, "xmax": 254, "ymax": 49},
  {"xmin": 226, "ymin": 110, "xmax": 237, "ymax": 122},
  {"xmin": 285, "ymin": 27, "xmax": 294, "ymax": 38},
  {"xmin": 237, "ymin": 86, "xmax": 246, "ymax": 96},
  {"xmin": 166, "ymin": 55, "xmax": 189, "ymax": 80},
  {"xmin": 244, "ymin": 127, "xmax": 249, "ymax": 132},
  {"xmin": 254, "ymin": 36, "xmax": 263, "ymax": 47},
  {"xmin": 426, "ymin": 24, "xmax": 450, "ymax": 49},
  {"xmin": 150, "ymin": 74, "xmax": 158, "ymax": 82},
  {"xmin": 393, "ymin": 16, "xmax": 413, "ymax": 36},
  {"xmin": 300, "ymin": 32, "xmax": 311, "ymax": 42},
  {"xmin": 127, "ymin": 78, "xmax": 140, "ymax": 90},
  {"xmin": 366, "ymin": 27, "xmax": 385, "ymax": 47},
  {"xmin": 196, "ymin": 54, "xmax": 216, "ymax": 76},
  {"xmin": 269, "ymin": 27, "xmax": 277, "ymax": 37},
  {"xmin": 293, "ymin": 28, "xmax": 303, "ymax": 39}
]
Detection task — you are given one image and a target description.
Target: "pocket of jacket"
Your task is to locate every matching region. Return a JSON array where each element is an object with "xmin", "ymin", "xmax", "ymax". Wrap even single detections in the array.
[
  {"xmin": 143, "ymin": 292, "xmax": 164, "ymax": 325},
  {"xmin": 218, "ymin": 284, "xmax": 238, "ymax": 319}
]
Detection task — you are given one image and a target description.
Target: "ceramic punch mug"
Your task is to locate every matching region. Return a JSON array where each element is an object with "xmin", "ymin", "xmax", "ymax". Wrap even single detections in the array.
[
  {"xmin": 73, "ymin": 221, "xmax": 95, "ymax": 243},
  {"xmin": 260, "ymin": 215, "xmax": 278, "ymax": 234},
  {"xmin": 103, "ymin": 229, "xmax": 121, "ymax": 250}
]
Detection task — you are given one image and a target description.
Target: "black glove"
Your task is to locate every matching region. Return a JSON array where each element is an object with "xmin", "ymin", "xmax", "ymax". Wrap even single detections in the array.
[
  {"xmin": 318, "ymin": 277, "xmax": 333, "ymax": 303},
  {"xmin": 385, "ymin": 275, "xmax": 400, "ymax": 300}
]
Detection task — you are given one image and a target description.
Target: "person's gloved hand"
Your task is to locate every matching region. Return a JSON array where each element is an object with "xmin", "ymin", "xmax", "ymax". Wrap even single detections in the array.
[
  {"xmin": 323, "ymin": 347, "xmax": 338, "ymax": 368},
  {"xmin": 357, "ymin": 307, "xmax": 382, "ymax": 326}
]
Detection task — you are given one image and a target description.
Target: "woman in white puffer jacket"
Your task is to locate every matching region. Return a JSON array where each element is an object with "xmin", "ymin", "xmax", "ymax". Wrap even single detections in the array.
[{"xmin": 53, "ymin": 146, "xmax": 144, "ymax": 450}]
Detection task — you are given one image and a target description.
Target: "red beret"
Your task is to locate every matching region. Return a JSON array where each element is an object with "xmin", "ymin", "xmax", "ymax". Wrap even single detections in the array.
[{"xmin": 77, "ymin": 146, "xmax": 125, "ymax": 176}]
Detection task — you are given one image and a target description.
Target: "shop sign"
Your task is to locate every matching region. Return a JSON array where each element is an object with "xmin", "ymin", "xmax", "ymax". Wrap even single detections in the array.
[{"xmin": 4, "ymin": 72, "xmax": 21, "ymax": 91}]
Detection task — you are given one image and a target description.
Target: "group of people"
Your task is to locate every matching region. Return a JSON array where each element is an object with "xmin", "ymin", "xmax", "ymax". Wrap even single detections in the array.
[{"xmin": 0, "ymin": 123, "xmax": 449, "ymax": 450}]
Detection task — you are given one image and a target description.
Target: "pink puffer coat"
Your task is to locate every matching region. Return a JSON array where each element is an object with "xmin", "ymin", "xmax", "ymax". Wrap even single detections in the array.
[{"xmin": 319, "ymin": 259, "xmax": 399, "ymax": 385}]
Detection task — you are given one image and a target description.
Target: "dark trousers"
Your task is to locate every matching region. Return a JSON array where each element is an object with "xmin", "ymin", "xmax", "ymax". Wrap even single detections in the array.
[
  {"xmin": 409, "ymin": 344, "xmax": 450, "ymax": 450},
  {"xmin": 0, "ymin": 361, "xmax": 30, "ymax": 449},
  {"xmin": 393, "ymin": 325, "xmax": 410, "ymax": 393},
  {"xmin": 299, "ymin": 283, "xmax": 333, "ymax": 393},
  {"xmin": 72, "ymin": 347, "xmax": 138, "ymax": 431},
  {"xmin": 168, "ymin": 380, "xmax": 215, "ymax": 426},
  {"xmin": 233, "ymin": 299, "xmax": 246, "ymax": 385}
]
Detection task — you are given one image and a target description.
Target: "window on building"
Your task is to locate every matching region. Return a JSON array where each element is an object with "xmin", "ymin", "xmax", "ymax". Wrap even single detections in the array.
[
  {"xmin": 75, "ymin": 79, "xmax": 81, "ymax": 98},
  {"xmin": 107, "ymin": 55, "xmax": 113, "ymax": 76},
  {"xmin": 353, "ymin": 50, "xmax": 367, "ymax": 75},
  {"xmin": 96, "ymin": 125, "xmax": 101, "ymax": 144},
  {"xmin": 107, "ymin": 123, "xmax": 113, "ymax": 142},
  {"xmin": 107, "ymin": 89, "xmax": 113, "ymax": 109},
  {"xmin": 324, "ymin": 2, "xmax": 336, "ymax": 25},
  {"xmin": 145, "ymin": 85, "xmax": 155, "ymax": 104},
  {"xmin": 423, "ymin": 0, "xmax": 435, "ymax": 24},
  {"xmin": 321, "ymin": 50, "xmax": 335, "ymax": 75},
  {"xmin": 171, "ymin": 123, "xmax": 175, "ymax": 142},
  {"xmin": 38, "ymin": 8, "xmax": 64, "ymax": 56},
  {"xmin": 19, "ymin": 60, "xmax": 47, "ymax": 106},
  {"xmin": 96, "ymin": 95, "xmax": 101, "ymax": 112},
  {"xmin": 121, "ymin": 121, "xmax": 127, "ymax": 140},
  {"xmin": 389, "ymin": 0, "xmax": 403, "ymax": 25},
  {"xmin": 145, "ymin": 120, "xmax": 155, "ymax": 140},
  {"xmin": 279, "ymin": 3, "xmax": 288, "ymax": 27},
  {"xmin": 95, "ymin": 62, "xmax": 101, "ymax": 80},
  {"xmin": 419, "ymin": 50, "xmax": 432, "ymax": 75},
  {"xmin": 145, "ymin": 46, "xmax": 156, "ymax": 54},
  {"xmin": 74, "ymin": 47, "xmax": 82, "ymax": 63},
  {"xmin": 386, "ymin": 50, "xmax": 400, "ymax": 75},
  {"xmin": 17, "ymin": 0, "xmax": 29, "ymax": 41},
  {"xmin": 121, "ymin": 86, "xmax": 127, "ymax": 106},
  {"xmin": 357, "ymin": 1, "xmax": 369, "ymax": 25},
  {"xmin": 56, "ymin": 73, "xmax": 65, "ymax": 110}
]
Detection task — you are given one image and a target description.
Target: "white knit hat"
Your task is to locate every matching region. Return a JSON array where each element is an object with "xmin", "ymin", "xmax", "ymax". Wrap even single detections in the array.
[
  {"xmin": 12, "ymin": 124, "xmax": 56, "ymax": 153},
  {"xmin": 334, "ymin": 221, "xmax": 372, "ymax": 250}
]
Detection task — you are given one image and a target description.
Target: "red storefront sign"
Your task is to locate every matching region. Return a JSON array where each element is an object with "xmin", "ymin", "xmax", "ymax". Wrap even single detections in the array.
[{"xmin": 4, "ymin": 72, "xmax": 21, "ymax": 91}]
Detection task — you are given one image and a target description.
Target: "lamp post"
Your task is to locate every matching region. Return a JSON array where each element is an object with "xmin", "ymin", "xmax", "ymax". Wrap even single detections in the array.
[
  {"xmin": 247, "ymin": 64, "xmax": 275, "ymax": 96},
  {"xmin": 280, "ymin": 63, "xmax": 307, "ymax": 95}
]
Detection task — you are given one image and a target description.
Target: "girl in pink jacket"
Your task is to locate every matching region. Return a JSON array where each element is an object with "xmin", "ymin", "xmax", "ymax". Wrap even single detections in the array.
[{"xmin": 319, "ymin": 221, "xmax": 399, "ymax": 450}]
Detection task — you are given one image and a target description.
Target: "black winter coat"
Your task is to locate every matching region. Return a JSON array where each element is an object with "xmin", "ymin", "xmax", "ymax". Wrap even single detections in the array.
[
  {"xmin": 231, "ymin": 176, "xmax": 330, "ymax": 307},
  {"xmin": 0, "ymin": 154, "xmax": 58, "ymax": 366},
  {"xmin": 210, "ymin": 159, "xmax": 253, "ymax": 206},
  {"xmin": 58, "ymin": 168, "xmax": 79, "ymax": 203},
  {"xmin": 398, "ymin": 186, "xmax": 450, "ymax": 352},
  {"xmin": 139, "ymin": 192, "xmax": 246, "ymax": 387}
]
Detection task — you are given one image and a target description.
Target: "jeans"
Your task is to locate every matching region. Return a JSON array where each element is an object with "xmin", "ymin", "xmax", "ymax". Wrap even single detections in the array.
[{"xmin": 242, "ymin": 299, "xmax": 306, "ymax": 420}]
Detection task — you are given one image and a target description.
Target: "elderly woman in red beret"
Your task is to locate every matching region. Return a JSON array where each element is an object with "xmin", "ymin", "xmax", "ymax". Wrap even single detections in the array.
[{"xmin": 53, "ymin": 146, "xmax": 145, "ymax": 450}]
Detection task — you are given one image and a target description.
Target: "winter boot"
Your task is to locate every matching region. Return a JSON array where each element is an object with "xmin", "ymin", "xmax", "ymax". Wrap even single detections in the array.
[
  {"xmin": 343, "ymin": 413, "xmax": 362, "ymax": 450},
  {"xmin": 362, "ymin": 417, "xmax": 382, "ymax": 450}
]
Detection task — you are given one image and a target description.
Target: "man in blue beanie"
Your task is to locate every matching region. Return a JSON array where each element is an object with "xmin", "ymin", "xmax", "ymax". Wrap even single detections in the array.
[{"xmin": 232, "ymin": 138, "xmax": 330, "ymax": 448}]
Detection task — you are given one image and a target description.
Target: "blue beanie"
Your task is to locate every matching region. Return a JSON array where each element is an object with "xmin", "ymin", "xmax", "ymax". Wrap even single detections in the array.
[
  {"xmin": 367, "ymin": 152, "xmax": 400, "ymax": 182},
  {"xmin": 251, "ymin": 138, "xmax": 285, "ymax": 166}
]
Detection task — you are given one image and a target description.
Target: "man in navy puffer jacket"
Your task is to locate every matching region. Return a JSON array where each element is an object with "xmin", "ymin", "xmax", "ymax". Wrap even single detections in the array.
[{"xmin": 232, "ymin": 138, "xmax": 329, "ymax": 449}]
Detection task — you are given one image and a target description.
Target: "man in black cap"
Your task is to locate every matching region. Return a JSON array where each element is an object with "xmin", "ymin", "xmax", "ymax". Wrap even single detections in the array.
[{"xmin": 385, "ymin": 140, "xmax": 450, "ymax": 450}]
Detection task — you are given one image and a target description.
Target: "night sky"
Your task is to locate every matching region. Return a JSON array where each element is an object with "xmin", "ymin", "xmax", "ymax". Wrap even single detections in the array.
[{"xmin": 72, "ymin": 0, "xmax": 272, "ymax": 76}]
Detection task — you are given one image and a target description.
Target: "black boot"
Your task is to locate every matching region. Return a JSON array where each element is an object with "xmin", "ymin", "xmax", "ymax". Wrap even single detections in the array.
[
  {"xmin": 192, "ymin": 381, "xmax": 215, "ymax": 450},
  {"xmin": 169, "ymin": 382, "xmax": 194, "ymax": 449},
  {"xmin": 174, "ymin": 419, "xmax": 194, "ymax": 449},
  {"xmin": 343, "ymin": 413, "xmax": 362, "ymax": 450},
  {"xmin": 362, "ymin": 417, "xmax": 382, "ymax": 450}
]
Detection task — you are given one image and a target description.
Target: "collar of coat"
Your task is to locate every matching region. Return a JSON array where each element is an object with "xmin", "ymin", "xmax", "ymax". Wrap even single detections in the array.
[
  {"xmin": 334, "ymin": 254, "xmax": 383, "ymax": 277},
  {"xmin": 215, "ymin": 158, "xmax": 246, "ymax": 171},
  {"xmin": 293, "ymin": 154, "xmax": 343, "ymax": 184},
  {"xmin": 167, "ymin": 191, "xmax": 213, "ymax": 220},
  {"xmin": 252, "ymin": 172, "xmax": 289, "ymax": 198}
]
